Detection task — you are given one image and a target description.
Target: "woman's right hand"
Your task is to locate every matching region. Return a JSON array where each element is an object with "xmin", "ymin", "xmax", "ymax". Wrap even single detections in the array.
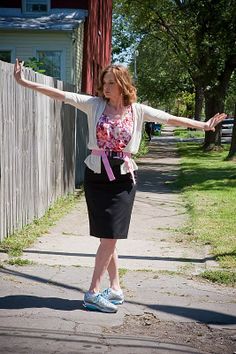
[
  {"xmin": 14, "ymin": 58, "xmax": 25, "ymax": 84},
  {"xmin": 13, "ymin": 58, "xmax": 65, "ymax": 101}
]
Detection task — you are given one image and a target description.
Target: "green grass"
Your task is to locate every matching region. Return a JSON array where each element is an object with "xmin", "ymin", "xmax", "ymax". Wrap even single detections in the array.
[
  {"xmin": 118, "ymin": 268, "xmax": 128, "ymax": 288},
  {"xmin": 7, "ymin": 258, "xmax": 34, "ymax": 266},
  {"xmin": 119, "ymin": 268, "xmax": 128, "ymax": 278},
  {"xmin": 201, "ymin": 270, "xmax": 236, "ymax": 286},
  {"xmin": 174, "ymin": 128, "xmax": 205, "ymax": 139},
  {"xmin": 0, "ymin": 193, "xmax": 80, "ymax": 257},
  {"xmin": 170, "ymin": 143, "xmax": 236, "ymax": 284},
  {"xmin": 135, "ymin": 133, "xmax": 149, "ymax": 158}
]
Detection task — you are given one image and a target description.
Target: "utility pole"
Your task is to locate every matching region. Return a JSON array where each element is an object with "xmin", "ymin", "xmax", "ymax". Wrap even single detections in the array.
[{"xmin": 133, "ymin": 49, "xmax": 139, "ymax": 83}]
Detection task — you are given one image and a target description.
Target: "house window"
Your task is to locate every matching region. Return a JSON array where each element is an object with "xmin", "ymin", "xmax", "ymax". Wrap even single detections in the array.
[
  {"xmin": 23, "ymin": 0, "xmax": 50, "ymax": 13},
  {"xmin": 37, "ymin": 50, "xmax": 61, "ymax": 80},
  {"xmin": 0, "ymin": 51, "xmax": 11, "ymax": 63}
]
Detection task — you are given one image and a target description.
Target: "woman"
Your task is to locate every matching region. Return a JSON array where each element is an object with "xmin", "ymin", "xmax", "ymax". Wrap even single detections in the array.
[{"xmin": 14, "ymin": 60, "xmax": 226, "ymax": 313}]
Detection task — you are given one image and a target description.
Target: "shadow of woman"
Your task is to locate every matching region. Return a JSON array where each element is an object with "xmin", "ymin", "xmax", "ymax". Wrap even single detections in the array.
[{"xmin": 0, "ymin": 295, "xmax": 84, "ymax": 311}]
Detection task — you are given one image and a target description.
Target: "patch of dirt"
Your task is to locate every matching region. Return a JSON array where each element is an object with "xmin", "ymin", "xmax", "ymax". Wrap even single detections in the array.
[{"xmin": 103, "ymin": 312, "xmax": 236, "ymax": 354}]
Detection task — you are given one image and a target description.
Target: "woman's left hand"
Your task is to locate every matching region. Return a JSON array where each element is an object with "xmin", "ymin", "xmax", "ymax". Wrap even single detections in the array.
[
  {"xmin": 14, "ymin": 58, "xmax": 25, "ymax": 83},
  {"xmin": 204, "ymin": 113, "xmax": 227, "ymax": 131}
]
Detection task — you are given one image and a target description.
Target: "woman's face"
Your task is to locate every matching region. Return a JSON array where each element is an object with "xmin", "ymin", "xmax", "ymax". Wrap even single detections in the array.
[{"xmin": 103, "ymin": 71, "xmax": 122, "ymax": 101}]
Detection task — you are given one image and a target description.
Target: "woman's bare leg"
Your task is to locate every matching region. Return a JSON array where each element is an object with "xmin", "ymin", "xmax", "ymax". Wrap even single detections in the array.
[
  {"xmin": 107, "ymin": 249, "xmax": 121, "ymax": 291},
  {"xmin": 89, "ymin": 238, "xmax": 117, "ymax": 293}
]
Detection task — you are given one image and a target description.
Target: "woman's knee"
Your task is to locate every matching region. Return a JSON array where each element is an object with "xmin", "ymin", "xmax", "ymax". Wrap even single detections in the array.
[{"xmin": 100, "ymin": 238, "xmax": 117, "ymax": 250}]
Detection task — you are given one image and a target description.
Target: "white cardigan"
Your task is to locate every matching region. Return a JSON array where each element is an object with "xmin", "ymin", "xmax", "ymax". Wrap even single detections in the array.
[{"xmin": 64, "ymin": 92, "xmax": 172, "ymax": 174}]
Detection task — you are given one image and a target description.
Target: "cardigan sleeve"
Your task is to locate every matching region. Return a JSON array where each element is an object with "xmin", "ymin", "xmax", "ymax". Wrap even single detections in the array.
[
  {"xmin": 64, "ymin": 92, "xmax": 98, "ymax": 115},
  {"xmin": 141, "ymin": 104, "xmax": 172, "ymax": 124}
]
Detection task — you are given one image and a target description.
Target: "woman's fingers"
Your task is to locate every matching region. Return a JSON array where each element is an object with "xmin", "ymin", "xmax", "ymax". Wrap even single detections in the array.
[
  {"xmin": 14, "ymin": 58, "xmax": 24, "ymax": 82},
  {"xmin": 15, "ymin": 58, "xmax": 23, "ymax": 72},
  {"xmin": 14, "ymin": 59, "xmax": 20, "ymax": 74},
  {"xmin": 206, "ymin": 113, "xmax": 227, "ymax": 131},
  {"xmin": 15, "ymin": 58, "xmax": 20, "ymax": 72},
  {"xmin": 220, "ymin": 113, "xmax": 227, "ymax": 121}
]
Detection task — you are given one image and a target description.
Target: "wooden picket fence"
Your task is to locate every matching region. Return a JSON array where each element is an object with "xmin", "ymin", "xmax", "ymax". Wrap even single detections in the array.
[{"xmin": 0, "ymin": 60, "xmax": 88, "ymax": 242}]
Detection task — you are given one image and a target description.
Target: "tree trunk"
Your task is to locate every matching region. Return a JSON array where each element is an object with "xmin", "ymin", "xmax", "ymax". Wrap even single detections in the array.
[
  {"xmin": 194, "ymin": 85, "xmax": 204, "ymax": 121},
  {"xmin": 202, "ymin": 56, "xmax": 236, "ymax": 151},
  {"xmin": 202, "ymin": 91, "xmax": 224, "ymax": 151},
  {"xmin": 226, "ymin": 104, "xmax": 236, "ymax": 160}
]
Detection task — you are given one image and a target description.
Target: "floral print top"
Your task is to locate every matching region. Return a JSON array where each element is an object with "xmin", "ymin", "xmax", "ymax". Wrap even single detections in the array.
[{"xmin": 96, "ymin": 106, "xmax": 134, "ymax": 151}]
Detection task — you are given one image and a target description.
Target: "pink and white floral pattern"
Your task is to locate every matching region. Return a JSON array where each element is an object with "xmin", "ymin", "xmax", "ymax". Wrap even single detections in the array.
[{"xmin": 96, "ymin": 106, "xmax": 133, "ymax": 151}]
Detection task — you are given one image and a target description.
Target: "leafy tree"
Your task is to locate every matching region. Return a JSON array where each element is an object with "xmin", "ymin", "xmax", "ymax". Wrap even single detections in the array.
[
  {"xmin": 193, "ymin": 1, "xmax": 236, "ymax": 150},
  {"xmin": 24, "ymin": 57, "xmax": 46, "ymax": 74},
  {"xmin": 224, "ymin": 72, "xmax": 236, "ymax": 160},
  {"xmin": 112, "ymin": 14, "xmax": 140, "ymax": 64},
  {"xmin": 227, "ymin": 118, "xmax": 236, "ymax": 161},
  {"xmin": 225, "ymin": 72, "xmax": 236, "ymax": 116},
  {"xmin": 113, "ymin": 0, "xmax": 236, "ymax": 150},
  {"xmin": 113, "ymin": 0, "xmax": 205, "ymax": 118},
  {"xmin": 133, "ymin": 34, "xmax": 193, "ymax": 110}
]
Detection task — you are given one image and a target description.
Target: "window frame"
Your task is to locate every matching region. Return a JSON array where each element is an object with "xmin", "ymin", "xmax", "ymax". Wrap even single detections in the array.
[
  {"xmin": 0, "ymin": 47, "xmax": 15, "ymax": 63},
  {"xmin": 22, "ymin": 0, "xmax": 50, "ymax": 15},
  {"xmin": 34, "ymin": 47, "xmax": 66, "ymax": 81}
]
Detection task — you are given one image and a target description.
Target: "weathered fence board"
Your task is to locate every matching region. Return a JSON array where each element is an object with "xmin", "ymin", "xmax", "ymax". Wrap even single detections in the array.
[{"xmin": 0, "ymin": 60, "xmax": 87, "ymax": 242}]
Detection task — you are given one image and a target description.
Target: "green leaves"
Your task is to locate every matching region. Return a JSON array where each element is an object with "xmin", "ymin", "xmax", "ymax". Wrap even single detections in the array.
[
  {"xmin": 24, "ymin": 57, "xmax": 46, "ymax": 74},
  {"xmin": 112, "ymin": 0, "xmax": 236, "ymax": 121}
]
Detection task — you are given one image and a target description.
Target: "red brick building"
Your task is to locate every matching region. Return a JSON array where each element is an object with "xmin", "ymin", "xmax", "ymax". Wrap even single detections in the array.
[
  {"xmin": 0, "ymin": 0, "xmax": 113, "ymax": 94},
  {"xmin": 82, "ymin": 0, "xmax": 112, "ymax": 94}
]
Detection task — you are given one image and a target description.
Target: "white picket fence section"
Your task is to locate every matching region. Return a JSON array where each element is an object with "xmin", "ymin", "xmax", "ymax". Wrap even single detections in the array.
[{"xmin": 0, "ymin": 60, "xmax": 79, "ymax": 241}]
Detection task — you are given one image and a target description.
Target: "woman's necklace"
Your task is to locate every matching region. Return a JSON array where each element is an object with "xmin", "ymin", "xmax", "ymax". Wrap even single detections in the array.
[{"xmin": 105, "ymin": 104, "xmax": 128, "ymax": 120}]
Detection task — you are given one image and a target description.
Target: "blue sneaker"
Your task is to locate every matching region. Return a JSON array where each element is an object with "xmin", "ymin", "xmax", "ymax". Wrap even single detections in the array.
[
  {"xmin": 101, "ymin": 288, "xmax": 124, "ymax": 305},
  {"xmin": 83, "ymin": 291, "xmax": 118, "ymax": 313}
]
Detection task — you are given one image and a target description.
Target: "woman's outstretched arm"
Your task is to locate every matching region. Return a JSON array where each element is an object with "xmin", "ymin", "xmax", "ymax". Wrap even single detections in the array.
[
  {"xmin": 168, "ymin": 113, "xmax": 227, "ymax": 132},
  {"xmin": 14, "ymin": 59, "xmax": 66, "ymax": 101},
  {"xmin": 142, "ymin": 104, "xmax": 227, "ymax": 132}
]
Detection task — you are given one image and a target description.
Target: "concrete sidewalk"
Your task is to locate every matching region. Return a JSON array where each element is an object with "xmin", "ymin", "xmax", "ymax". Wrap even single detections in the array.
[
  {"xmin": 20, "ymin": 131, "xmax": 217, "ymax": 274},
  {"xmin": 0, "ymin": 130, "xmax": 236, "ymax": 354}
]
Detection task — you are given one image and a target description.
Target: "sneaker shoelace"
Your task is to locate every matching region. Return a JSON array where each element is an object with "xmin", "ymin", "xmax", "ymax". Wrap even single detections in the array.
[
  {"xmin": 102, "ymin": 288, "xmax": 111, "ymax": 297},
  {"xmin": 95, "ymin": 294, "xmax": 113, "ymax": 306}
]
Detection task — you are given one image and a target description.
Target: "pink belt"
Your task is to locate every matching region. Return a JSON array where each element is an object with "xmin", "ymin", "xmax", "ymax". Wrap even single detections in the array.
[{"xmin": 92, "ymin": 150, "xmax": 136, "ymax": 184}]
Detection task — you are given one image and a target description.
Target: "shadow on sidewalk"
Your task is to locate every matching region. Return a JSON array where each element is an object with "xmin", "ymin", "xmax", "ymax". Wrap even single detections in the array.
[
  {"xmin": 136, "ymin": 168, "xmax": 179, "ymax": 194},
  {"xmin": 1, "ymin": 266, "xmax": 235, "ymax": 325},
  {"xmin": 147, "ymin": 304, "xmax": 236, "ymax": 325},
  {"xmin": 0, "ymin": 294, "xmax": 235, "ymax": 325},
  {"xmin": 0, "ymin": 249, "xmax": 217, "ymax": 263},
  {"xmin": 0, "ymin": 295, "xmax": 84, "ymax": 311},
  {"xmin": 136, "ymin": 141, "xmax": 181, "ymax": 194},
  {"xmin": 0, "ymin": 266, "xmax": 85, "ymax": 294},
  {"xmin": 0, "ymin": 325, "xmax": 206, "ymax": 354}
]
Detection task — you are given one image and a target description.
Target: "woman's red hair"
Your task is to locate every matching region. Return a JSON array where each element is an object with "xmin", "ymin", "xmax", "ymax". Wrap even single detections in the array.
[{"xmin": 97, "ymin": 65, "xmax": 137, "ymax": 105}]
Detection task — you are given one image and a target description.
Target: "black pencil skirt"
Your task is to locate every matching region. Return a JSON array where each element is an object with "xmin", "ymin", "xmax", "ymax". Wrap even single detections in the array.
[{"xmin": 84, "ymin": 158, "xmax": 137, "ymax": 239}]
